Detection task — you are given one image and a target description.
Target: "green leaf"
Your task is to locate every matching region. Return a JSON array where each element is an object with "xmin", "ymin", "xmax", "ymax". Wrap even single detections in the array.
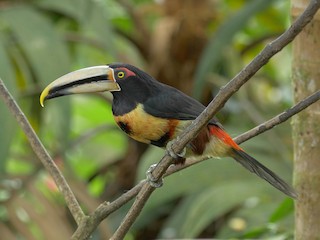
[
  {"xmin": 193, "ymin": 0, "xmax": 275, "ymax": 99},
  {"xmin": 158, "ymin": 194, "xmax": 202, "ymax": 238},
  {"xmin": 269, "ymin": 198, "xmax": 294, "ymax": 223},
  {"xmin": 36, "ymin": 0, "xmax": 88, "ymax": 22},
  {"xmin": 76, "ymin": 0, "xmax": 116, "ymax": 60},
  {"xmin": 0, "ymin": 5, "xmax": 72, "ymax": 149},
  {"xmin": 0, "ymin": 35, "xmax": 16, "ymax": 173},
  {"xmin": 216, "ymin": 197, "xmax": 289, "ymax": 238},
  {"xmin": 0, "ymin": 5, "xmax": 71, "ymax": 83},
  {"xmin": 240, "ymin": 226, "xmax": 269, "ymax": 238},
  {"xmin": 178, "ymin": 181, "xmax": 264, "ymax": 238}
]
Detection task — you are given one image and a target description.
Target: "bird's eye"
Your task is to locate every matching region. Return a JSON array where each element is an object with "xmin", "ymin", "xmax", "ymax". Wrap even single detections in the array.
[{"xmin": 117, "ymin": 71, "xmax": 125, "ymax": 79}]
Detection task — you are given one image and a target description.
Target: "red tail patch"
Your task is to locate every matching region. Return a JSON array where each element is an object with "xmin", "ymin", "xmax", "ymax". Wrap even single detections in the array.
[{"xmin": 209, "ymin": 125, "xmax": 242, "ymax": 150}]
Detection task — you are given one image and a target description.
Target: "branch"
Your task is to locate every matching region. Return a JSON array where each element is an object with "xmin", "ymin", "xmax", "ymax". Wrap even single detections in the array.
[
  {"xmin": 111, "ymin": 1, "xmax": 320, "ymax": 239},
  {"xmin": 0, "ymin": 79, "xmax": 85, "ymax": 225},
  {"xmin": 71, "ymin": 88, "xmax": 320, "ymax": 239},
  {"xmin": 71, "ymin": 181, "xmax": 146, "ymax": 239}
]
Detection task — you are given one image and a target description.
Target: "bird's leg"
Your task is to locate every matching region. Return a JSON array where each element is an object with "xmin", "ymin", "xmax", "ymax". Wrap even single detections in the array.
[
  {"xmin": 166, "ymin": 139, "xmax": 186, "ymax": 164},
  {"xmin": 146, "ymin": 138, "xmax": 187, "ymax": 188},
  {"xmin": 146, "ymin": 164, "xmax": 163, "ymax": 188}
]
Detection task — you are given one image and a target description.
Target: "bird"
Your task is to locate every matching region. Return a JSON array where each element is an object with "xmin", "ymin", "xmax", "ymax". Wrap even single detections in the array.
[{"xmin": 40, "ymin": 63, "xmax": 297, "ymax": 198}]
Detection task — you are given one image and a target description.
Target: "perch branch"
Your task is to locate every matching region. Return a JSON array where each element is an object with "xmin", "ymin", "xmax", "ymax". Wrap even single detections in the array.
[
  {"xmin": 0, "ymin": 79, "xmax": 85, "ymax": 225},
  {"xmin": 71, "ymin": 89, "xmax": 320, "ymax": 240}
]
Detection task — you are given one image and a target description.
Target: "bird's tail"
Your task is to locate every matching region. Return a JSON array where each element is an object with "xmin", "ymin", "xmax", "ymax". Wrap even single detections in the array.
[
  {"xmin": 209, "ymin": 125, "xmax": 297, "ymax": 198},
  {"xmin": 231, "ymin": 148, "xmax": 297, "ymax": 199}
]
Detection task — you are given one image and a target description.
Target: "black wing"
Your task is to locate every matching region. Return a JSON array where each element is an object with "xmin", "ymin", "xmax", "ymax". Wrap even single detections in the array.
[{"xmin": 143, "ymin": 83, "xmax": 221, "ymax": 126}]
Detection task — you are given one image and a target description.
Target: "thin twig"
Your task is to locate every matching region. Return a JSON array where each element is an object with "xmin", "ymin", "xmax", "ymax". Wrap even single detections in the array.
[
  {"xmin": 71, "ymin": 181, "xmax": 146, "ymax": 239},
  {"xmin": 234, "ymin": 90, "xmax": 320, "ymax": 144},
  {"xmin": 0, "ymin": 79, "xmax": 85, "ymax": 225},
  {"xmin": 111, "ymin": 1, "xmax": 320, "ymax": 239}
]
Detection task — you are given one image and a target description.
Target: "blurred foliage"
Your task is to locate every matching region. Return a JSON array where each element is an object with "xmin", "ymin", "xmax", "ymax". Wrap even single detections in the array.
[{"xmin": 0, "ymin": 0, "xmax": 295, "ymax": 239}]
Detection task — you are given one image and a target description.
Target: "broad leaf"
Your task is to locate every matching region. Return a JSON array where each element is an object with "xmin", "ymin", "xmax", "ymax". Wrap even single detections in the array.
[
  {"xmin": 1, "ymin": 6, "xmax": 72, "ymax": 149},
  {"xmin": 193, "ymin": 0, "xmax": 275, "ymax": 99}
]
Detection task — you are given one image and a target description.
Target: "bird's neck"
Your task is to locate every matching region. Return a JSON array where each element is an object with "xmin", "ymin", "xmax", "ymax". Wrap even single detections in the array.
[{"xmin": 111, "ymin": 77, "xmax": 159, "ymax": 116}]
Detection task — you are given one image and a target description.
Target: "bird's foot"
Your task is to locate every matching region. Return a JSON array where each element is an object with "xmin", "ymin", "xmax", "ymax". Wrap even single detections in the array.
[
  {"xmin": 166, "ymin": 140, "xmax": 186, "ymax": 164},
  {"xmin": 146, "ymin": 164, "xmax": 163, "ymax": 188}
]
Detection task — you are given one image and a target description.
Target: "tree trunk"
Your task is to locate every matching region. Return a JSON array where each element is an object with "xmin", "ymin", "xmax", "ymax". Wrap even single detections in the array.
[{"xmin": 292, "ymin": 1, "xmax": 320, "ymax": 239}]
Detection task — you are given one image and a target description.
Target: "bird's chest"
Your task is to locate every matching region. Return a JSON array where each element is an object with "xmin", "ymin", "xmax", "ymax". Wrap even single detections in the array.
[{"xmin": 113, "ymin": 104, "xmax": 183, "ymax": 147}]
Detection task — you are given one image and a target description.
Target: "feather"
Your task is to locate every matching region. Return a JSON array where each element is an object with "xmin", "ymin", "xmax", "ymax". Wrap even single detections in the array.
[{"xmin": 231, "ymin": 148, "xmax": 297, "ymax": 199}]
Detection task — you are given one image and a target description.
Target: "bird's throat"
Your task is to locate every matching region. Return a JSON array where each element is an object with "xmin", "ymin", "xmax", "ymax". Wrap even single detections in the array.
[{"xmin": 113, "ymin": 104, "xmax": 180, "ymax": 147}]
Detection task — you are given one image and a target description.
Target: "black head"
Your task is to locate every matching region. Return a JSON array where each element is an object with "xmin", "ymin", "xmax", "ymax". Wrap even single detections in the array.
[{"xmin": 40, "ymin": 63, "xmax": 162, "ymax": 108}]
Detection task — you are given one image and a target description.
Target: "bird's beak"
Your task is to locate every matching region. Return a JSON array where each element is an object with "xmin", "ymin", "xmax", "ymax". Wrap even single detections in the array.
[{"xmin": 40, "ymin": 65, "xmax": 120, "ymax": 107}]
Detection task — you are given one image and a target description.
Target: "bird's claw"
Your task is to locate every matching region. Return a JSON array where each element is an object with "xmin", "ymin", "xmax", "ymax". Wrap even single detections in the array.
[
  {"xmin": 166, "ymin": 140, "xmax": 186, "ymax": 159},
  {"xmin": 146, "ymin": 164, "xmax": 163, "ymax": 188}
]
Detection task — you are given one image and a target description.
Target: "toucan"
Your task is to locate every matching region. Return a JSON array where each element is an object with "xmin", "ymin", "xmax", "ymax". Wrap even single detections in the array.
[{"xmin": 40, "ymin": 63, "xmax": 296, "ymax": 198}]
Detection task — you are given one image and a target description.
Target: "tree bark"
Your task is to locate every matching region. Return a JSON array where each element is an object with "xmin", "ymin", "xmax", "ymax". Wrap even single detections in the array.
[{"xmin": 292, "ymin": 1, "xmax": 320, "ymax": 239}]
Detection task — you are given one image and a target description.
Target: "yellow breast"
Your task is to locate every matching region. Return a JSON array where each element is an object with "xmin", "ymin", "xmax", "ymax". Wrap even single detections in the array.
[{"xmin": 114, "ymin": 104, "xmax": 182, "ymax": 145}]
